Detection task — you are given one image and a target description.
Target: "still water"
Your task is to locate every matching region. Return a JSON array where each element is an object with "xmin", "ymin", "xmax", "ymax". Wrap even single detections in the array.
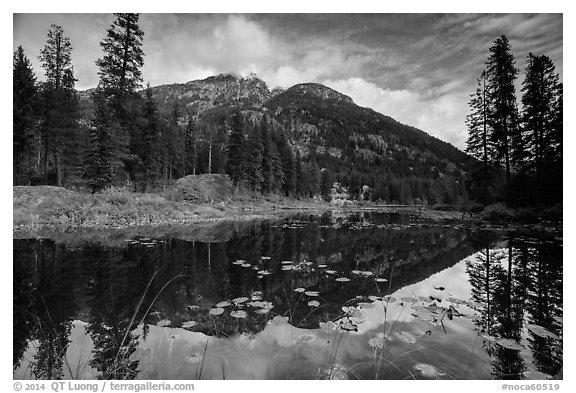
[{"xmin": 13, "ymin": 212, "xmax": 562, "ymax": 380}]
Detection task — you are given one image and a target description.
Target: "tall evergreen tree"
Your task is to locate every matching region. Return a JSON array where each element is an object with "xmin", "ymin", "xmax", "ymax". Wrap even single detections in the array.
[
  {"xmin": 244, "ymin": 126, "xmax": 264, "ymax": 191},
  {"xmin": 521, "ymin": 53, "xmax": 563, "ymax": 178},
  {"xmin": 140, "ymin": 85, "xmax": 161, "ymax": 188},
  {"xmin": 184, "ymin": 118, "xmax": 198, "ymax": 176},
  {"xmin": 96, "ymin": 13, "xmax": 145, "ymax": 101},
  {"xmin": 486, "ymin": 35, "xmax": 522, "ymax": 181},
  {"xmin": 13, "ymin": 46, "xmax": 38, "ymax": 185},
  {"xmin": 94, "ymin": 13, "xmax": 145, "ymax": 185},
  {"xmin": 466, "ymin": 70, "xmax": 493, "ymax": 202},
  {"xmin": 38, "ymin": 24, "xmax": 80, "ymax": 186},
  {"xmin": 226, "ymin": 111, "xmax": 245, "ymax": 184},
  {"xmin": 277, "ymin": 132, "xmax": 296, "ymax": 196},
  {"xmin": 84, "ymin": 89, "xmax": 117, "ymax": 193}
]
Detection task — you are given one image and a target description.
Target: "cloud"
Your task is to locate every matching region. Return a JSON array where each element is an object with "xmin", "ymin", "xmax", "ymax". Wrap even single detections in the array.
[{"xmin": 323, "ymin": 77, "xmax": 469, "ymax": 148}]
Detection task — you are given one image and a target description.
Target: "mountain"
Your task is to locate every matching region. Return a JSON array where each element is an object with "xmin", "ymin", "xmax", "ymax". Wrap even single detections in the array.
[{"xmin": 78, "ymin": 73, "xmax": 473, "ymax": 203}]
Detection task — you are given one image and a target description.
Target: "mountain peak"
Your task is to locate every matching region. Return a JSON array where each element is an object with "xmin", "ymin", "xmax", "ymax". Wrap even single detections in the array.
[{"xmin": 288, "ymin": 83, "xmax": 354, "ymax": 104}]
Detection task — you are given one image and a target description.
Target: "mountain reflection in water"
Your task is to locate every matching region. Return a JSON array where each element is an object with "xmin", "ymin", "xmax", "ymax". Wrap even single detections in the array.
[{"xmin": 13, "ymin": 212, "xmax": 562, "ymax": 380}]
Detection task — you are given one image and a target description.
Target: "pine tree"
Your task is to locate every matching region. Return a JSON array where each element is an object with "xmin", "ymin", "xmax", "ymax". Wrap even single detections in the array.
[
  {"xmin": 465, "ymin": 70, "xmax": 493, "ymax": 202},
  {"xmin": 184, "ymin": 118, "xmax": 198, "ymax": 176},
  {"xmin": 277, "ymin": 132, "xmax": 296, "ymax": 196},
  {"xmin": 96, "ymin": 13, "xmax": 144, "ymax": 101},
  {"xmin": 486, "ymin": 35, "xmax": 522, "ymax": 181},
  {"xmin": 13, "ymin": 46, "xmax": 38, "ymax": 185},
  {"xmin": 244, "ymin": 125, "xmax": 264, "ymax": 191},
  {"xmin": 95, "ymin": 13, "xmax": 145, "ymax": 185},
  {"xmin": 294, "ymin": 151, "xmax": 304, "ymax": 197},
  {"xmin": 140, "ymin": 85, "xmax": 161, "ymax": 188},
  {"xmin": 84, "ymin": 89, "xmax": 116, "ymax": 193},
  {"xmin": 521, "ymin": 53, "xmax": 563, "ymax": 178},
  {"xmin": 320, "ymin": 168, "xmax": 334, "ymax": 201},
  {"xmin": 38, "ymin": 24, "xmax": 80, "ymax": 186},
  {"xmin": 226, "ymin": 111, "xmax": 244, "ymax": 184}
]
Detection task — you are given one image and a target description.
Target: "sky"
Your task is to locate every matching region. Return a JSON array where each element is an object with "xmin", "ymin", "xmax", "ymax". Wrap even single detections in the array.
[{"xmin": 13, "ymin": 13, "xmax": 563, "ymax": 150}]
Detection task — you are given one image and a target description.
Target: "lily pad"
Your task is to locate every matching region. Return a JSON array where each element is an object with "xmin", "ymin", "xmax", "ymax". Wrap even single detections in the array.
[
  {"xmin": 317, "ymin": 264, "xmax": 328, "ymax": 268},
  {"xmin": 308, "ymin": 300, "xmax": 321, "ymax": 307},
  {"xmin": 361, "ymin": 271, "xmax": 373, "ymax": 276},
  {"xmin": 232, "ymin": 297, "xmax": 249, "ymax": 304},
  {"xmin": 241, "ymin": 263, "xmax": 251, "ymax": 268},
  {"xmin": 282, "ymin": 265, "xmax": 293, "ymax": 271},
  {"xmin": 209, "ymin": 307, "xmax": 225, "ymax": 316},
  {"xmin": 325, "ymin": 270, "xmax": 337, "ymax": 275},
  {"xmin": 305, "ymin": 291, "xmax": 320, "ymax": 297},
  {"xmin": 281, "ymin": 261, "xmax": 293, "ymax": 264},
  {"xmin": 271, "ymin": 315, "xmax": 289, "ymax": 325},
  {"xmin": 351, "ymin": 270, "xmax": 362, "ymax": 275},
  {"xmin": 216, "ymin": 301, "xmax": 231, "ymax": 308},
  {"xmin": 156, "ymin": 319, "xmax": 172, "ymax": 327},
  {"xmin": 181, "ymin": 321, "xmax": 198, "ymax": 329},
  {"xmin": 230, "ymin": 310, "xmax": 247, "ymax": 318},
  {"xmin": 294, "ymin": 288, "xmax": 306, "ymax": 293},
  {"xmin": 375, "ymin": 278, "xmax": 388, "ymax": 283},
  {"xmin": 368, "ymin": 337, "xmax": 385, "ymax": 349},
  {"xmin": 394, "ymin": 331, "xmax": 416, "ymax": 344},
  {"xmin": 527, "ymin": 324, "xmax": 559, "ymax": 340},
  {"xmin": 255, "ymin": 308, "xmax": 271, "ymax": 314},
  {"xmin": 413, "ymin": 363, "xmax": 446, "ymax": 378},
  {"xmin": 261, "ymin": 256, "xmax": 271, "ymax": 260},
  {"xmin": 335, "ymin": 277, "xmax": 350, "ymax": 282},
  {"xmin": 319, "ymin": 321, "xmax": 337, "ymax": 332},
  {"xmin": 233, "ymin": 260, "xmax": 246, "ymax": 265},
  {"xmin": 447, "ymin": 297, "xmax": 467, "ymax": 305},
  {"xmin": 496, "ymin": 338, "xmax": 524, "ymax": 351}
]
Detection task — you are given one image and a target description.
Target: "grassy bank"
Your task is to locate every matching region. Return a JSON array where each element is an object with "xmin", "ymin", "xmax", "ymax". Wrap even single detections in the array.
[{"xmin": 13, "ymin": 185, "xmax": 333, "ymax": 232}]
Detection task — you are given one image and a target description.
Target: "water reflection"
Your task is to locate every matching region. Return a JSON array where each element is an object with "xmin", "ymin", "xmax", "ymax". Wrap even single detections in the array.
[
  {"xmin": 13, "ymin": 213, "xmax": 562, "ymax": 379},
  {"xmin": 465, "ymin": 233, "xmax": 563, "ymax": 379}
]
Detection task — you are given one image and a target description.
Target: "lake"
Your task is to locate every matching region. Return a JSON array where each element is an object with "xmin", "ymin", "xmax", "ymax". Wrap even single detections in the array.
[{"xmin": 13, "ymin": 212, "xmax": 563, "ymax": 380}]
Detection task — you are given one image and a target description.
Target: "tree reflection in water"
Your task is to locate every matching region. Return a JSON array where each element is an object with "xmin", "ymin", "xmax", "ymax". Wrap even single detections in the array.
[{"xmin": 466, "ymin": 232, "xmax": 562, "ymax": 379}]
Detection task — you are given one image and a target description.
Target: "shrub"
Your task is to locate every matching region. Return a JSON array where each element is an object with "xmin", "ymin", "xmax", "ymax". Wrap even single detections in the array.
[{"xmin": 483, "ymin": 203, "xmax": 515, "ymax": 222}]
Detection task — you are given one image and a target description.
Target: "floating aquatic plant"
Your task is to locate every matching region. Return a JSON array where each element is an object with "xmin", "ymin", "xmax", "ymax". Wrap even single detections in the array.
[
  {"xmin": 305, "ymin": 291, "xmax": 320, "ymax": 297},
  {"xmin": 527, "ymin": 324, "xmax": 559, "ymax": 340},
  {"xmin": 294, "ymin": 288, "xmax": 305, "ymax": 293},
  {"xmin": 325, "ymin": 270, "xmax": 337, "ymax": 275},
  {"xmin": 271, "ymin": 315, "xmax": 289, "ymax": 325},
  {"xmin": 232, "ymin": 297, "xmax": 249, "ymax": 304},
  {"xmin": 319, "ymin": 321, "xmax": 337, "ymax": 332},
  {"xmin": 216, "ymin": 301, "xmax": 231, "ymax": 308},
  {"xmin": 496, "ymin": 338, "xmax": 524, "ymax": 351},
  {"xmin": 230, "ymin": 310, "xmax": 247, "ymax": 318},
  {"xmin": 375, "ymin": 278, "xmax": 388, "ymax": 283},
  {"xmin": 368, "ymin": 337, "xmax": 385, "ymax": 349},
  {"xmin": 181, "ymin": 321, "xmax": 198, "ymax": 329},
  {"xmin": 209, "ymin": 307, "xmax": 224, "ymax": 316},
  {"xmin": 156, "ymin": 319, "xmax": 172, "ymax": 327},
  {"xmin": 395, "ymin": 331, "xmax": 416, "ymax": 344},
  {"xmin": 335, "ymin": 277, "xmax": 350, "ymax": 282},
  {"xmin": 308, "ymin": 300, "xmax": 320, "ymax": 307},
  {"xmin": 241, "ymin": 263, "xmax": 251, "ymax": 268},
  {"xmin": 413, "ymin": 363, "xmax": 445, "ymax": 378}
]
